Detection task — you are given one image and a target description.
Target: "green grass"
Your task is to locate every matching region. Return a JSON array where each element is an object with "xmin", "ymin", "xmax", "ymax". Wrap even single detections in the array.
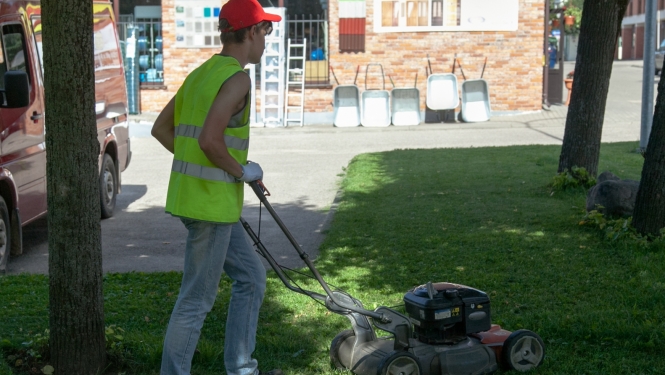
[{"xmin": 1, "ymin": 141, "xmax": 664, "ymax": 374}]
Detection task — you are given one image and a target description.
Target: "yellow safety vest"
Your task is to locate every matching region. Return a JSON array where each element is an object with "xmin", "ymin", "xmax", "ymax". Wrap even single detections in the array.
[{"xmin": 165, "ymin": 55, "xmax": 250, "ymax": 223}]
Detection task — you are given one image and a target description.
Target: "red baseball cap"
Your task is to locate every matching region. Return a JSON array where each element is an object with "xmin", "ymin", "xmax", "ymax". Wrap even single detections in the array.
[{"xmin": 220, "ymin": 0, "xmax": 282, "ymax": 32}]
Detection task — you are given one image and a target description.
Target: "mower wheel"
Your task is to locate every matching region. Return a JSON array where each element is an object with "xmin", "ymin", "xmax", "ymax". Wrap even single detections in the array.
[
  {"xmin": 501, "ymin": 329, "xmax": 545, "ymax": 372},
  {"xmin": 330, "ymin": 329, "xmax": 355, "ymax": 370},
  {"xmin": 378, "ymin": 351, "xmax": 421, "ymax": 375}
]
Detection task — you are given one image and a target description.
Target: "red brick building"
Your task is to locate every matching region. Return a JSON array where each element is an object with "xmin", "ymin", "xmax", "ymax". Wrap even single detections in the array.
[
  {"xmin": 117, "ymin": 0, "xmax": 546, "ymax": 120},
  {"xmin": 621, "ymin": 0, "xmax": 665, "ymax": 61}
]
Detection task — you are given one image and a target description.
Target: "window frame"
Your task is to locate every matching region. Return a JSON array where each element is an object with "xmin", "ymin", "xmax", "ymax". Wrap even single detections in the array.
[
  {"xmin": 0, "ymin": 21, "xmax": 32, "ymax": 90},
  {"xmin": 134, "ymin": 18, "xmax": 165, "ymax": 87},
  {"xmin": 372, "ymin": 0, "xmax": 519, "ymax": 33}
]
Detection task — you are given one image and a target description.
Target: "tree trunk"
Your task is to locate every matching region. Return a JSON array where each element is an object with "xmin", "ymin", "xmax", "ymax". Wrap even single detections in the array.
[
  {"xmin": 43, "ymin": 0, "xmax": 106, "ymax": 373},
  {"xmin": 633, "ymin": 73, "xmax": 665, "ymax": 235},
  {"xmin": 558, "ymin": 0, "xmax": 630, "ymax": 176}
]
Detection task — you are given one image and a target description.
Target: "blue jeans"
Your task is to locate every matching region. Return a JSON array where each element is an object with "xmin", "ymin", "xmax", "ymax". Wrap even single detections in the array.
[{"xmin": 161, "ymin": 219, "xmax": 267, "ymax": 375}]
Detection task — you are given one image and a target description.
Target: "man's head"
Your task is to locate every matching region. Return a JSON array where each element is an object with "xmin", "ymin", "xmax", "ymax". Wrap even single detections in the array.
[{"xmin": 219, "ymin": 0, "xmax": 282, "ymax": 44}]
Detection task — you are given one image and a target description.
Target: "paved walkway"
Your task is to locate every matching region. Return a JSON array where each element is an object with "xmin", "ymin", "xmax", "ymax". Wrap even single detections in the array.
[{"xmin": 6, "ymin": 60, "xmax": 653, "ymax": 275}]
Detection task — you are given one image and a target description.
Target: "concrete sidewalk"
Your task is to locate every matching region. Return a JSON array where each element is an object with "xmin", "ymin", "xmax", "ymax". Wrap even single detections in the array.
[
  {"xmin": 133, "ymin": 62, "xmax": 642, "ymax": 268},
  {"xmin": 6, "ymin": 60, "xmax": 650, "ymax": 275}
]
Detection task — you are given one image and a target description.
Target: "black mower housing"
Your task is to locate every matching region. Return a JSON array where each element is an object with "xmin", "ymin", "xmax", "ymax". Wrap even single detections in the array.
[{"xmin": 404, "ymin": 282, "xmax": 492, "ymax": 344}]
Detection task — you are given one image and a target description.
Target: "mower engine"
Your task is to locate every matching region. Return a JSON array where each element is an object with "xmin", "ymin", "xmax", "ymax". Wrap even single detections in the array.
[{"xmin": 404, "ymin": 282, "xmax": 491, "ymax": 345}]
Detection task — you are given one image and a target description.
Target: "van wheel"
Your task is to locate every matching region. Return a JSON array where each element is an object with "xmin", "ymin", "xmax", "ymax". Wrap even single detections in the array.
[
  {"xmin": 100, "ymin": 154, "xmax": 117, "ymax": 219},
  {"xmin": 0, "ymin": 196, "xmax": 11, "ymax": 272}
]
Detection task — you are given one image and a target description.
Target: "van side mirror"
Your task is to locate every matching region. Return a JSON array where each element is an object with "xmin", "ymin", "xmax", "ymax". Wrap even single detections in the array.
[{"xmin": 1, "ymin": 71, "xmax": 30, "ymax": 108}]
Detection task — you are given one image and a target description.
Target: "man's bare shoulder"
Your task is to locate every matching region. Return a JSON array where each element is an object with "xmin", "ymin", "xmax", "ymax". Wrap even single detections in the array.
[
  {"xmin": 217, "ymin": 71, "xmax": 251, "ymax": 113},
  {"xmin": 224, "ymin": 71, "xmax": 251, "ymax": 93}
]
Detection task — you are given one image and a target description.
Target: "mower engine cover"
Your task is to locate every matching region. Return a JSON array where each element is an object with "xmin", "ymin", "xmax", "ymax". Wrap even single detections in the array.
[{"xmin": 404, "ymin": 282, "xmax": 491, "ymax": 344}]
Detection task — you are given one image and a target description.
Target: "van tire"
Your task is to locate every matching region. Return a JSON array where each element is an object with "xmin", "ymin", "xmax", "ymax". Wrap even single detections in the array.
[
  {"xmin": 10, "ymin": 211, "xmax": 22, "ymax": 256},
  {"xmin": 100, "ymin": 154, "xmax": 117, "ymax": 219},
  {"xmin": 0, "ymin": 196, "xmax": 11, "ymax": 272}
]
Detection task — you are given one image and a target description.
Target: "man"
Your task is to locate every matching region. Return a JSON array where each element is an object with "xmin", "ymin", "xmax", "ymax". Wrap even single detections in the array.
[{"xmin": 151, "ymin": 0, "xmax": 282, "ymax": 374}]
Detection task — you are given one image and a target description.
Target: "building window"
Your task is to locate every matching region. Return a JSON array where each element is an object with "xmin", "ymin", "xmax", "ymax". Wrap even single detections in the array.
[
  {"xmin": 373, "ymin": 0, "xmax": 518, "ymax": 32},
  {"xmin": 135, "ymin": 18, "xmax": 163, "ymax": 87},
  {"xmin": 117, "ymin": 5, "xmax": 164, "ymax": 88},
  {"xmin": 286, "ymin": 14, "xmax": 330, "ymax": 86},
  {"xmin": 431, "ymin": 0, "xmax": 443, "ymax": 26}
]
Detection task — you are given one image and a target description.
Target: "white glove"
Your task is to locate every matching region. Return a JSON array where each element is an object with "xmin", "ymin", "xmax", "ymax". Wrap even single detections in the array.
[{"xmin": 238, "ymin": 162, "xmax": 263, "ymax": 182}]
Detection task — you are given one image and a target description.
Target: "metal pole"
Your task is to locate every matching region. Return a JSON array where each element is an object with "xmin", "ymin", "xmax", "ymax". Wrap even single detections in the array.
[
  {"xmin": 641, "ymin": 0, "xmax": 657, "ymax": 151},
  {"xmin": 543, "ymin": 0, "xmax": 550, "ymax": 108}
]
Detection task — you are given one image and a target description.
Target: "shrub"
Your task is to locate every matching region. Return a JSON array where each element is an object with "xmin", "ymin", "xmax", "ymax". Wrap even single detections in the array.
[{"xmin": 550, "ymin": 166, "xmax": 596, "ymax": 192}]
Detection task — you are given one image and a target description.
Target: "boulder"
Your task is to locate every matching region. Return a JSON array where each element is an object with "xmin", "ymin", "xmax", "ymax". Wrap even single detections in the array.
[
  {"xmin": 586, "ymin": 174, "xmax": 640, "ymax": 217},
  {"xmin": 596, "ymin": 171, "xmax": 620, "ymax": 184}
]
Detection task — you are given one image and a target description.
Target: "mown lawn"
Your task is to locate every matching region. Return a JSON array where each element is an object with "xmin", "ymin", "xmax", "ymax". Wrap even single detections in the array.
[{"xmin": 1, "ymin": 141, "xmax": 663, "ymax": 374}]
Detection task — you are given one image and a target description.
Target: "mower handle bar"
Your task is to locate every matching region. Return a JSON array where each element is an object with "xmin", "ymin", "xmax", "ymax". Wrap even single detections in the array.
[{"xmin": 245, "ymin": 180, "xmax": 389, "ymax": 323}]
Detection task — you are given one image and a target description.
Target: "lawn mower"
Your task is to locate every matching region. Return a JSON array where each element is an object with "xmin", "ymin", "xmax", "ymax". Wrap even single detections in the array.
[{"xmin": 241, "ymin": 181, "xmax": 545, "ymax": 375}]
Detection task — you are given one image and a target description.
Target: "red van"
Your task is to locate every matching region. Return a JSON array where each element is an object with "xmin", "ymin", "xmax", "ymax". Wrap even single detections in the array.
[{"xmin": 0, "ymin": 0, "xmax": 131, "ymax": 271}]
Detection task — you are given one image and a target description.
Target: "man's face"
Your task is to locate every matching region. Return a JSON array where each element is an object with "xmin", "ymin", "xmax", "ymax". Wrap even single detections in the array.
[{"xmin": 248, "ymin": 22, "xmax": 272, "ymax": 64}]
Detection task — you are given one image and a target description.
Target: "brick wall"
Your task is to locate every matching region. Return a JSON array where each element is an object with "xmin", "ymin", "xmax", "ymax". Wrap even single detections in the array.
[
  {"xmin": 322, "ymin": 0, "xmax": 545, "ymax": 113},
  {"xmin": 139, "ymin": 0, "xmax": 544, "ymax": 114},
  {"xmin": 138, "ymin": 0, "xmax": 226, "ymax": 113}
]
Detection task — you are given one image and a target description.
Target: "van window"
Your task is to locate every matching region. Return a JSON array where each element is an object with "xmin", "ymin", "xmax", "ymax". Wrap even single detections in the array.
[
  {"xmin": 93, "ymin": 16, "xmax": 122, "ymax": 80},
  {"xmin": 30, "ymin": 17, "xmax": 43, "ymax": 76},
  {"xmin": 0, "ymin": 33, "xmax": 5, "ymax": 87},
  {"xmin": 0, "ymin": 24, "xmax": 30, "ymax": 89},
  {"xmin": 31, "ymin": 16, "xmax": 122, "ymax": 81}
]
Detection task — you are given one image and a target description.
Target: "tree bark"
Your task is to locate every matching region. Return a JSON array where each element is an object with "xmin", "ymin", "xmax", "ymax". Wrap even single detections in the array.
[
  {"xmin": 633, "ymin": 73, "xmax": 665, "ymax": 235},
  {"xmin": 43, "ymin": 0, "xmax": 106, "ymax": 373},
  {"xmin": 558, "ymin": 0, "xmax": 630, "ymax": 176}
]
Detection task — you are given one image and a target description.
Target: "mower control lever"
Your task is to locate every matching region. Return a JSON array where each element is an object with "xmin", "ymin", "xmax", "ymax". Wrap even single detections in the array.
[
  {"xmin": 326, "ymin": 292, "xmax": 390, "ymax": 323},
  {"xmin": 255, "ymin": 179, "xmax": 270, "ymax": 196}
]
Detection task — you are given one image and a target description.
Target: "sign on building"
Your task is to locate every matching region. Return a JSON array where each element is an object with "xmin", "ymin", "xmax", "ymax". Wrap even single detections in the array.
[{"xmin": 175, "ymin": 0, "xmax": 222, "ymax": 48}]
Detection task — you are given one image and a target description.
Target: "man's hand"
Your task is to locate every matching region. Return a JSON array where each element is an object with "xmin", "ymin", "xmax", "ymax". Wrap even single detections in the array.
[{"xmin": 238, "ymin": 162, "xmax": 263, "ymax": 182}]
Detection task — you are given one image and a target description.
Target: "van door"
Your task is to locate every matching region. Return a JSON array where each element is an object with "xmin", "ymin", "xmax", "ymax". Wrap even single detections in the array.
[{"xmin": 0, "ymin": 16, "xmax": 46, "ymax": 223}]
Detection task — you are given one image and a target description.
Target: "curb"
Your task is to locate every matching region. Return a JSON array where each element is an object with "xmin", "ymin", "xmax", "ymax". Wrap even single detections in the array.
[{"xmin": 319, "ymin": 188, "xmax": 343, "ymax": 235}]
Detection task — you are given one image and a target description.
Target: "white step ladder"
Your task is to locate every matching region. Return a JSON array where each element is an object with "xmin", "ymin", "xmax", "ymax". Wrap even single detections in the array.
[
  {"xmin": 260, "ymin": 7, "xmax": 286, "ymax": 127},
  {"xmin": 284, "ymin": 38, "xmax": 306, "ymax": 127}
]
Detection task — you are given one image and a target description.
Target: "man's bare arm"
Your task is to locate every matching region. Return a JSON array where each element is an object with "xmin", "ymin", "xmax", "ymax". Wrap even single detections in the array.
[{"xmin": 151, "ymin": 96, "xmax": 176, "ymax": 154}]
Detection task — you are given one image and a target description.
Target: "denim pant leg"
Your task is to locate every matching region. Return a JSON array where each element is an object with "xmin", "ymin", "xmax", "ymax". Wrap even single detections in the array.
[
  {"xmin": 161, "ymin": 218, "xmax": 233, "ymax": 375},
  {"xmin": 223, "ymin": 221, "xmax": 267, "ymax": 375}
]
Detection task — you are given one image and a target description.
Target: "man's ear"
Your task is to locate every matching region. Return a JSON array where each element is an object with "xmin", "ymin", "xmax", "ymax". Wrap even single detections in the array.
[{"xmin": 248, "ymin": 25, "xmax": 258, "ymax": 41}]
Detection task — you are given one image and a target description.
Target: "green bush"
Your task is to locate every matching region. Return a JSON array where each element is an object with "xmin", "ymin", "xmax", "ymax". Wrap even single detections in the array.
[{"xmin": 550, "ymin": 166, "xmax": 596, "ymax": 191}]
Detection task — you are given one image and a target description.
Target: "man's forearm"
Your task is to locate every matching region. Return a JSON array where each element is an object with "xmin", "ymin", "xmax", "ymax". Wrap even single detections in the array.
[
  {"xmin": 200, "ymin": 143, "xmax": 244, "ymax": 178},
  {"xmin": 152, "ymin": 96, "xmax": 176, "ymax": 154},
  {"xmin": 152, "ymin": 125, "xmax": 175, "ymax": 154}
]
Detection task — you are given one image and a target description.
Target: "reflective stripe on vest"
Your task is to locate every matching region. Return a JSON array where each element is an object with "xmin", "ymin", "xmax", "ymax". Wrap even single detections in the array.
[
  {"xmin": 175, "ymin": 123, "xmax": 249, "ymax": 151},
  {"xmin": 171, "ymin": 159, "xmax": 237, "ymax": 183}
]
